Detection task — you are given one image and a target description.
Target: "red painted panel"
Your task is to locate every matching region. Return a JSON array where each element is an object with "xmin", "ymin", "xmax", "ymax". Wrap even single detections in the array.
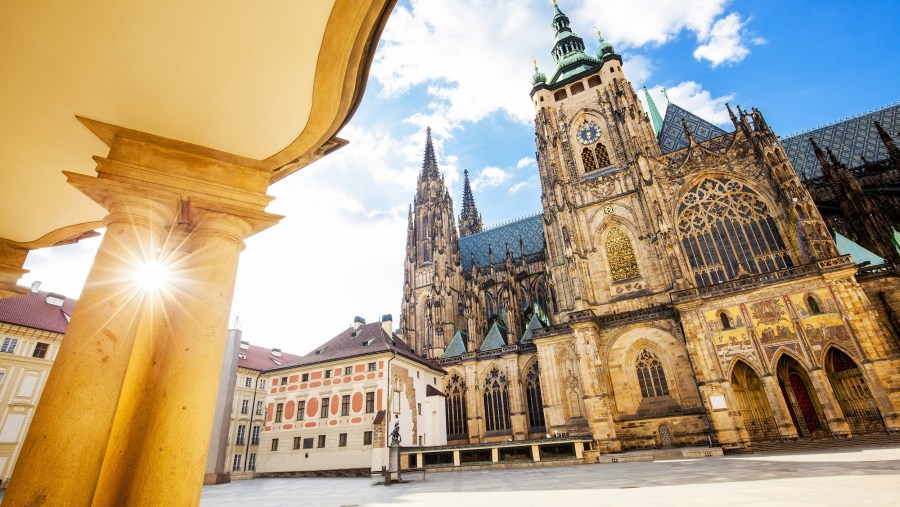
[
  {"xmin": 378, "ymin": 372, "xmax": 383, "ymax": 378},
  {"xmin": 264, "ymin": 425, "xmax": 272, "ymax": 431},
  {"xmin": 266, "ymin": 403, "xmax": 274, "ymax": 422},
  {"xmin": 309, "ymin": 381, "xmax": 321, "ymax": 388},
  {"xmin": 304, "ymin": 422, "xmax": 317, "ymax": 428},
  {"xmin": 350, "ymin": 417, "xmax": 363, "ymax": 424},
  {"xmin": 287, "ymin": 385, "xmax": 298, "ymax": 391},
  {"xmin": 351, "ymin": 392, "xmax": 363, "ymax": 413},
  {"xmin": 378, "ymin": 361, "xmax": 383, "ymax": 368},
  {"xmin": 310, "ymin": 371, "xmax": 322, "ymax": 380},
  {"xmin": 330, "ymin": 394, "xmax": 339, "ymax": 416},
  {"xmin": 284, "ymin": 400, "xmax": 296, "ymax": 420},
  {"xmin": 288, "ymin": 374, "xmax": 299, "ymax": 383},
  {"xmin": 270, "ymin": 388, "xmax": 276, "ymax": 394},
  {"xmin": 328, "ymin": 420, "xmax": 338, "ymax": 426},
  {"xmin": 282, "ymin": 423, "xmax": 293, "ymax": 430},
  {"xmin": 333, "ymin": 368, "xmax": 341, "ymax": 378},
  {"xmin": 366, "ymin": 373, "xmax": 375, "ymax": 380},
  {"xmin": 299, "ymin": 383, "xmax": 308, "ymax": 389},
  {"xmin": 333, "ymin": 379, "xmax": 341, "ymax": 385},
  {"xmin": 377, "ymin": 389, "xmax": 383, "ymax": 411},
  {"xmin": 306, "ymin": 397, "xmax": 319, "ymax": 419},
  {"xmin": 323, "ymin": 380, "xmax": 331, "ymax": 387},
  {"xmin": 353, "ymin": 375, "xmax": 365, "ymax": 382},
  {"xmin": 355, "ymin": 364, "xmax": 365, "ymax": 373}
]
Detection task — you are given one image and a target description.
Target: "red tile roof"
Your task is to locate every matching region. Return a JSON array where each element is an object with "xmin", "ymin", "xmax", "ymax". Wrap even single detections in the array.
[
  {"xmin": 238, "ymin": 343, "xmax": 301, "ymax": 372},
  {"xmin": 0, "ymin": 290, "xmax": 77, "ymax": 334},
  {"xmin": 267, "ymin": 322, "xmax": 444, "ymax": 374}
]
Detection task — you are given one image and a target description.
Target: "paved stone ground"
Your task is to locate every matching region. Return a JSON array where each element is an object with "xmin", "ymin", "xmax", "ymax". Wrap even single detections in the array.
[{"xmin": 200, "ymin": 446, "xmax": 900, "ymax": 507}]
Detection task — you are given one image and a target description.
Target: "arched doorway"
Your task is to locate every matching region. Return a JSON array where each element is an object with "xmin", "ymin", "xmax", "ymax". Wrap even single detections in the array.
[
  {"xmin": 825, "ymin": 348, "xmax": 885, "ymax": 434},
  {"xmin": 776, "ymin": 355, "xmax": 827, "ymax": 437},
  {"xmin": 730, "ymin": 361, "xmax": 779, "ymax": 441}
]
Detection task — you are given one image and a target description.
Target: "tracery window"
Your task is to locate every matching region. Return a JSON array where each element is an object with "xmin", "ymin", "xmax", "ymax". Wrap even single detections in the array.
[
  {"xmin": 677, "ymin": 178, "xmax": 792, "ymax": 287},
  {"xmin": 595, "ymin": 143, "xmax": 611, "ymax": 167},
  {"xmin": 636, "ymin": 349, "xmax": 670, "ymax": 398},
  {"xmin": 524, "ymin": 362, "xmax": 546, "ymax": 430},
  {"xmin": 445, "ymin": 373, "xmax": 468, "ymax": 438},
  {"xmin": 482, "ymin": 367, "xmax": 511, "ymax": 433},
  {"xmin": 582, "ymin": 147, "xmax": 598, "ymax": 173},
  {"xmin": 605, "ymin": 227, "xmax": 640, "ymax": 281}
]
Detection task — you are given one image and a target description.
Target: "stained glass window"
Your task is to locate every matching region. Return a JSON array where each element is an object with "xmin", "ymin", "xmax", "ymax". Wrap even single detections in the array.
[{"xmin": 637, "ymin": 349, "xmax": 670, "ymax": 398}]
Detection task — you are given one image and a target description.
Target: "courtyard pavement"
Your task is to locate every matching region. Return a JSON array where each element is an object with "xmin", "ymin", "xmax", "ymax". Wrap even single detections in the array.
[{"xmin": 200, "ymin": 446, "xmax": 900, "ymax": 507}]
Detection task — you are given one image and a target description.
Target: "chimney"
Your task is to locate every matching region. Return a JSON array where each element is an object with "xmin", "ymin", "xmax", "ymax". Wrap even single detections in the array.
[
  {"xmin": 30, "ymin": 281, "xmax": 41, "ymax": 293},
  {"xmin": 271, "ymin": 348, "xmax": 282, "ymax": 357},
  {"xmin": 381, "ymin": 314, "xmax": 393, "ymax": 337},
  {"xmin": 352, "ymin": 316, "xmax": 366, "ymax": 330},
  {"xmin": 45, "ymin": 293, "xmax": 65, "ymax": 307}
]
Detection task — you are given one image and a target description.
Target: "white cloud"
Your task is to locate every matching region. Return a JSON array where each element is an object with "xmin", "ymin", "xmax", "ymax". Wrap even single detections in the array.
[
  {"xmin": 471, "ymin": 166, "xmax": 511, "ymax": 191},
  {"xmin": 516, "ymin": 157, "xmax": 536, "ymax": 169},
  {"xmin": 638, "ymin": 81, "xmax": 734, "ymax": 128},
  {"xmin": 693, "ymin": 13, "xmax": 759, "ymax": 67},
  {"xmin": 575, "ymin": 0, "xmax": 730, "ymax": 48}
]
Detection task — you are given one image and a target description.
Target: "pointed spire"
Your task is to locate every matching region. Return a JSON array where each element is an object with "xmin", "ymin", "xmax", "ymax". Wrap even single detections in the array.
[
  {"xmin": 549, "ymin": 1, "xmax": 587, "ymax": 64},
  {"xmin": 874, "ymin": 121, "xmax": 900, "ymax": 167},
  {"xmin": 531, "ymin": 57, "xmax": 547, "ymax": 86},
  {"xmin": 459, "ymin": 169, "xmax": 483, "ymax": 237},
  {"xmin": 641, "ymin": 81, "xmax": 664, "ymax": 136},
  {"xmin": 420, "ymin": 127, "xmax": 440, "ymax": 179},
  {"xmin": 680, "ymin": 118, "xmax": 697, "ymax": 145}
]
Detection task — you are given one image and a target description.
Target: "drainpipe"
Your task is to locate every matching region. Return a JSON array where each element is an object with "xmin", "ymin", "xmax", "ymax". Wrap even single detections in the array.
[{"xmin": 243, "ymin": 370, "xmax": 262, "ymax": 472}]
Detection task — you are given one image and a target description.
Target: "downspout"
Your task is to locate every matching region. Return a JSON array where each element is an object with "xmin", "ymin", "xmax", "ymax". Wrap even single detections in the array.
[{"xmin": 243, "ymin": 370, "xmax": 262, "ymax": 472}]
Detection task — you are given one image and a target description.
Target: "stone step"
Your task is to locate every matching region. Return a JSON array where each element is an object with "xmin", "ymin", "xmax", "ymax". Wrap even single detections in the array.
[{"xmin": 731, "ymin": 432, "xmax": 900, "ymax": 454}]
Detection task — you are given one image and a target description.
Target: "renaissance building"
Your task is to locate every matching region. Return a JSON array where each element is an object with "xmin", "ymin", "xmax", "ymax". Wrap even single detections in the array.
[{"xmin": 400, "ymin": 2, "xmax": 900, "ymax": 454}]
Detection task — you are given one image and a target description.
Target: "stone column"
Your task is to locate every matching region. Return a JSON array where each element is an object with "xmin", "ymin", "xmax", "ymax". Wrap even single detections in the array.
[
  {"xmin": 0, "ymin": 239, "xmax": 29, "ymax": 298},
  {"xmin": 808, "ymin": 367, "xmax": 851, "ymax": 437},
  {"xmin": 3, "ymin": 194, "xmax": 177, "ymax": 507},
  {"xmin": 505, "ymin": 355, "xmax": 527, "ymax": 440},
  {"xmin": 760, "ymin": 374, "xmax": 800, "ymax": 439},
  {"xmin": 464, "ymin": 363, "xmax": 481, "ymax": 442}
]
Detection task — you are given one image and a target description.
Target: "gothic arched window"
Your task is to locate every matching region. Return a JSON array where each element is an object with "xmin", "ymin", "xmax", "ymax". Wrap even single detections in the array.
[
  {"xmin": 807, "ymin": 295, "xmax": 821, "ymax": 315},
  {"xmin": 636, "ymin": 349, "xmax": 670, "ymax": 398},
  {"xmin": 677, "ymin": 178, "xmax": 793, "ymax": 287},
  {"xmin": 445, "ymin": 373, "xmax": 468, "ymax": 438},
  {"xmin": 720, "ymin": 312, "xmax": 731, "ymax": 330},
  {"xmin": 595, "ymin": 143, "xmax": 611, "ymax": 167},
  {"xmin": 605, "ymin": 227, "xmax": 640, "ymax": 281},
  {"xmin": 482, "ymin": 367, "xmax": 511, "ymax": 433},
  {"xmin": 524, "ymin": 362, "xmax": 546, "ymax": 430},
  {"xmin": 581, "ymin": 147, "xmax": 598, "ymax": 173}
]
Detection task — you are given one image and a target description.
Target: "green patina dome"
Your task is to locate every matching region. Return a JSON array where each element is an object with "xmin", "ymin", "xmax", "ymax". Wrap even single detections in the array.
[
  {"xmin": 596, "ymin": 32, "xmax": 615, "ymax": 58},
  {"xmin": 531, "ymin": 59, "xmax": 547, "ymax": 85}
]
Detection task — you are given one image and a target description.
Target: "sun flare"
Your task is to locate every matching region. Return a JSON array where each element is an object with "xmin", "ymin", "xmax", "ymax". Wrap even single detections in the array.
[{"xmin": 134, "ymin": 260, "xmax": 169, "ymax": 290}]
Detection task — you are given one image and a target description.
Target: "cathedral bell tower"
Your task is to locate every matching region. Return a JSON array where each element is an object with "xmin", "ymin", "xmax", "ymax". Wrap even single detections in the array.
[{"xmin": 400, "ymin": 128, "xmax": 467, "ymax": 358}]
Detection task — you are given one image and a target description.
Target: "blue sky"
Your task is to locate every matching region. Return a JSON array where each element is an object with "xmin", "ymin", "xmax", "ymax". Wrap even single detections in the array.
[{"xmin": 22, "ymin": 0, "xmax": 900, "ymax": 354}]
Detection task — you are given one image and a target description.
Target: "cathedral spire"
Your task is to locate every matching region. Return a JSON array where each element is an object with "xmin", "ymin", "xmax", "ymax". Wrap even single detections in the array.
[
  {"xmin": 420, "ymin": 127, "xmax": 440, "ymax": 179},
  {"xmin": 549, "ymin": 1, "xmax": 586, "ymax": 64},
  {"xmin": 874, "ymin": 121, "xmax": 900, "ymax": 168},
  {"xmin": 641, "ymin": 81, "xmax": 664, "ymax": 136},
  {"xmin": 459, "ymin": 169, "xmax": 483, "ymax": 237}
]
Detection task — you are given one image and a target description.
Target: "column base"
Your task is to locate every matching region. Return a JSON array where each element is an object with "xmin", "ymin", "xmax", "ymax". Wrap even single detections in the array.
[{"xmin": 203, "ymin": 473, "xmax": 232, "ymax": 485}]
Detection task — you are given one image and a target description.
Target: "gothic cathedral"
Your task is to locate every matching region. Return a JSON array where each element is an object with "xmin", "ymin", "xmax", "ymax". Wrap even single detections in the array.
[{"xmin": 400, "ymin": 2, "xmax": 900, "ymax": 452}]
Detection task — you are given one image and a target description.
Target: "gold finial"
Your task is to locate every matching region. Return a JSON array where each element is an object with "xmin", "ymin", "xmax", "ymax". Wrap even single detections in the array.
[
  {"xmin": 552, "ymin": 0, "xmax": 557, "ymax": 4},
  {"xmin": 533, "ymin": 57, "xmax": 537, "ymax": 66}
]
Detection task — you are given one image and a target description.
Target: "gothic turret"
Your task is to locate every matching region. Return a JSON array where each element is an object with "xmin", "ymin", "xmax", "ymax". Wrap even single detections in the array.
[{"xmin": 459, "ymin": 170, "xmax": 483, "ymax": 237}]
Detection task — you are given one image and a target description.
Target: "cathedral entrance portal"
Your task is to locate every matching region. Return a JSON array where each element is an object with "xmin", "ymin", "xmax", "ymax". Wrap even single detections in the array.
[
  {"xmin": 825, "ymin": 348, "xmax": 885, "ymax": 434},
  {"xmin": 777, "ymin": 356, "xmax": 826, "ymax": 437},
  {"xmin": 730, "ymin": 361, "xmax": 779, "ymax": 442}
]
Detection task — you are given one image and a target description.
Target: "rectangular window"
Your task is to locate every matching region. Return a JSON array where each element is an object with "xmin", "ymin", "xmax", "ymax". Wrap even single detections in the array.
[
  {"xmin": 320, "ymin": 397, "xmax": 329, "ymax": 418},
  {"xmin": 324, "ymin": 369, "xmax": 332, "ymax": 379},
  {"xmin": 236, "ymin": 425, "xmax": 246, "ymax": 445},
  {"xmin": 1, "ymin": 338, "xmax": 17, "ymax": 354},
  {"xmin": 303, "ymin": 438, "xmax": 314, "ymax": 449},
  {"xmin": 248, "ymin": 453, "xmax": 257, "ymax": 471},
  {"xmin": 363, "ymin": 431, "xmax": 373, "ymax": 446},
  {"xmin": 259, "ymin": 379, "xmax": 266, "ymax": 390},
  {"xmin": 241, "ymin": 399, "xmax": 249, "ymax": 415},
  {"xmin": 251, "ymin": 425, "xmax": 260, "ymax": 445},
  {"xmin": 297, "ymin": 400, "xmax": 305, "ymax": 421},
  {"xmin": 417, "ymin": 403, "xmax": 422, "ymax": 415},
  {"xmin": 293, "ymin": 436, "xmax": 302, "ymax": 450},
  {"xmin": 344, "ymin": 366, "xmax": 352, "ymax": 376},
  {"xmin": 418, "ymin": 435, "xmax": 423, "ymax": 446},
  {"xmin": 271, "ymin": 438, "xmax": 279, "ymax": 451},
  {"xmin": 301, "ymin": 373, "xmax": 309, "ymax": 382},
  {"xmin": 365, "ymin": 392, "xmax": 375, "ymax": 413},
  {"xmin": 255, "ymin": 400, "xmax": 263, "ymax": 416},
  {"xmin": 368, "ymin": 362, "xmax": 376, "ymax": 372},
  {"xmin": 280, "ymin": 376, "xmax": 287, "ymax": 386},
  {"xmin": 0, "ymin": 372, "xmax": 5, "ymax": 385},
  {"xmin": 244, "ymin": 377, "xmax": 252, "ymax": 387},
  {"xmin": 275, "ymin": 403, "xmax": 284, "ymax": 423},
  {"xmin": 232, "ymin": 454, "xmax": 241, "ymax": 471},
  {"xmin": 341, "ymin": 395, "xmax": 350, "ymax": 416},
  {"xmin": 339, "ymin": 433, "xmax": 348, "ymax": 447},
  {"xmin": 32, "ymin": 342, "xmax": 49, "ymax": 359},
  {"xmin": 317, "ymin": 435, "xmax": 326, "ymax": 448}
]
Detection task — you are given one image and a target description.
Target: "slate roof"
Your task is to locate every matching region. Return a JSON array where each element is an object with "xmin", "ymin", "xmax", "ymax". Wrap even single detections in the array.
[
  {"xmin": 238, "ymin": 343, "xmax": 301, "ymax": 372},
  {"xmin": 459, "ymin": 213, "xmax": 545, "ymax": 270},
  {"xmin": 479, "ymin": 322, "xmax": 508, "ymax": 352},
  {"xmin": 834, "ymin": 233, "xmax": 887, "ymax": 266},
  {"xmin": 442, "ymin": 330, "xmax": 468, "ymax": 358},
  {"xmin": 657, "ymin": 102, "xmax": 728, "ymax": 155},
  {"xmin": 0, "ymin": 290, "xmax": 76, "ymax": 334},
  {"xmin": 267, "ymin": 322, "xmax": 444, "ymax": 374},
  {"xmin": 519, "ymin": 315, "xmax": 545, "ymax": 344},
  {"xmin": 781, "ymin": 103, "xmax": 900, "ymax": 179}
]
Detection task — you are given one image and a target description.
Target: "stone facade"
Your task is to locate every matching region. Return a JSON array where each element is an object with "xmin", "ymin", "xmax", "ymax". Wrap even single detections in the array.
[{"xmin": 400, "ymin": 4, "xmax": 900, "ymax": 453}]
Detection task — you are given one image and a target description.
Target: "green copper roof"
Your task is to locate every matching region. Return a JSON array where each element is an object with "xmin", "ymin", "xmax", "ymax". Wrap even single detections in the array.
[
  {"xmin": 479, "ymin": 322, "xmax": 508, "ymax": 351},
  {"xmin": 520, "ymin": 315, "xmax": 545, "ymax": 343},
  {"xmin": 531, "ymin": 59, "xmax": 547, "ymax": 86},
  {"xmin": 442, "ymin": 330, "xmax": 468, "ymax": 358},
  {"xmin": 642, "ymin": 83, "xmax": 664, "ymax": 136},
  {"xmin": 834, "ymin": 233, "xmax": 886, "ymax": 266}
]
